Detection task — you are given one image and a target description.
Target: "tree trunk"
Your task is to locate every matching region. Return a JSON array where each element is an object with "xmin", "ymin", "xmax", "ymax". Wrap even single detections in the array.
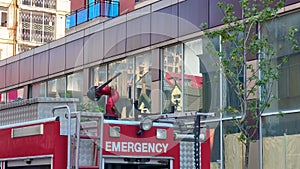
[{"xmin": 244, "ymin": 141, "xmax": 250, "ymax": 169}]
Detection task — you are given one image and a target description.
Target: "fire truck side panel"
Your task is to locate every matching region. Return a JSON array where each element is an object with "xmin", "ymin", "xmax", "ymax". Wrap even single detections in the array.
[
  {"xmin": 102, "ymin": 122, "xmax": 180, "ymax": 169},
  {"xmin": 0, "ymin": 121, "xmax": 68, "ymax": 169}
]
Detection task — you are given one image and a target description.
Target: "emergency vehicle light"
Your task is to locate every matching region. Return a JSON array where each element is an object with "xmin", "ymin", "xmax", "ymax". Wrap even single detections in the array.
[
  {"xmin": 109, "ymin": 126, "xmax": 120, "ymax": 137},
  {"xmin": 140, "ymin": 117, "xmax": 153, "ymax": 131},
  {"xmin": 156, "ymin": 129, "xmax": 167, "ymax": 139}
]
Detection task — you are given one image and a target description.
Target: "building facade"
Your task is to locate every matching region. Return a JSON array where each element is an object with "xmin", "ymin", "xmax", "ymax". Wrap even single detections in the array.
[
  {"xmin": 0, "ymin": 0, "xmax": 70, "ymax": 60},
  {"xmin": 1, "ymin": 0, "xmax": 300, "ymax": 168}
]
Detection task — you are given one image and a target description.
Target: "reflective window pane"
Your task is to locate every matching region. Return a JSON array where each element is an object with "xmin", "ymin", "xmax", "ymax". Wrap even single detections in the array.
[
  {"xmin": 108, "ymin": 57, "xmax": 134, "ymax": 119},
  {"xmin": 262, "ymin": 113, "xmax": 300, "ymax": 168},
  {"xmin": 7, "ymin": 88, "xmax": 24, "ymax": 102},
  {"xmin": 262, "ymin": 12, "xmax": 300, "ymax": 112},
  {"xmin": 67, "ymin": 72, "xmax": 83, "ymax": 100},
  {"xmin": 92, "ymin": 65, "xmax": 107, "ymax": 86},
  {"xmin": 134, "ymin": 52, "xmax": 152, "ymax": 116},
  {"xmin": 0, "ymin": 92, "xmax": 6, "ymax": 103},
  {"xmin": 184, "ymin": 37, "xmax": 221, "ymax": 117},
  {"xmin": 162, "ymin": 44, "xmax": 183, "ymax": 113},
  {"xmin": 47, "ymin": 76, "xmax": 66, "ymax": 98},
  {"xmin": 31, "ymin": 82, "xmax": 46, "ymax": 97}
]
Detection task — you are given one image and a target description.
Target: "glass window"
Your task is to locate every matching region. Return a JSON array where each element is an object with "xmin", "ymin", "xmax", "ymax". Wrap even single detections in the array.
[
  {"xmin": 222, "ymin": 119, "xmax": 245, "ymax": 169},
  {"xmin": 67, "ymin": 72, "xmax": 83, "ymax": 100},
  {"xmin": 262, "ymin": 113, "xmax": 300, "ymax": 168},
  {"xmin": 134, "ymin": 52, "xmax": 153, "ymax": 116},
  {"xmin": 184, "ymin": 38, "xmax": 220, "ymax": 115},
  {"xmin": 0, "ymin": 92, "xmax": 6, "ymax": 104},
  {"xmin": 7, "ymin": 88, "xmax": 25, "ymax": 102},
  {"xmin": 207, "ymin": 121, "xmax": 221, "ymax": 168},
  {"xmin": 31, "ymin": 82, "xmax": 46, "ymax": 98},
  {"xmin": 0, "ymin": 8, "xmax": 7, "ymax": 27},
  {"xmin": 162, "ymin": 44, "xmax": 183, "ymax": 113},
  {"xmin": 47, "ymin": 76, "xmax": 66, "ymax": 98},
  {"xmin": 108, "ymin": 57, "xmax": 134, "ymax": 119},
  {"xmin": 20, "ymin": 11, "xmax": 55, "ymax": 43},
  {"xmin": 21, "ymin": 0, "xmax": 56, "ymax": 9},
  {"xmin": 262, "ymin": 12, "xmax": 300, "ymax": 112},
  {"xmin": 91, "ymin": 65, "xmax": 107, "ymax": 86},
  {"xmin": 86, "ymin": 65, "xmax": 107, "ymax": 112}
]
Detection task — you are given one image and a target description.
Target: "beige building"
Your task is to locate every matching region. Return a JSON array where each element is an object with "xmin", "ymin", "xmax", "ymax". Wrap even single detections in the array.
[{"xmin": 0, "ymin": 0, "xmax": 70, "ymax": 60}]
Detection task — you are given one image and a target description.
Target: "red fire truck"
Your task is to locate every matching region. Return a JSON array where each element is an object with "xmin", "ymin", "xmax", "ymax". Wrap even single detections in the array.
[
  {"xmin": 0, "ymin": 106, "xmax": 214, "ymax": 169},
  {"xmin": 0, "ymin": 74, "xmax": 214, "ymax": 169}
]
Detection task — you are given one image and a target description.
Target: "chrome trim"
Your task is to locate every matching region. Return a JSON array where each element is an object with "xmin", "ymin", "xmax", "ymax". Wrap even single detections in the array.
[
  {"xmin": 0, "ymin": 117, "xmax": 59, "ymax": 130},
  {"xmin": 0, "ymin": 155, "xmax": 53, "ymax": 161},
  {"xmin": 104, "ymin": 120, "xmax": 174, "ymax": 128}
]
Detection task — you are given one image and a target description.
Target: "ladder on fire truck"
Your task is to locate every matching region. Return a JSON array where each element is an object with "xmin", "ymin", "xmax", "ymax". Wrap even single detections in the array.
[{"xmin": 52, "ymin": 105, "xmax": 104, "ymax": 169}]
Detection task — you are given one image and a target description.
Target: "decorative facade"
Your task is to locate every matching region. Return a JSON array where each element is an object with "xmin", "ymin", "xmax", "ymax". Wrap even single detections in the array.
[{"xmin": 0, "ymin": 0, "xmax": 70, "ymax": 60}]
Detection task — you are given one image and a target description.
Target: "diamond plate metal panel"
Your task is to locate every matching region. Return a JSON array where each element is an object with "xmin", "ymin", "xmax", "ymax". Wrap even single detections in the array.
[
  {"xmin": 180, "ymin": 141, "xmax": 195, "ymax": 169},
  {"xmin": 0, "ymin": 98, "xmax": 79, "ymax": 131}
]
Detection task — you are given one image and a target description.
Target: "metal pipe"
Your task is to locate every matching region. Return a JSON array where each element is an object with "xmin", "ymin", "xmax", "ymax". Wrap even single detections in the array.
[
  {"xmin": 174, "ymin": 133, "xmax": 194, "ymax": 141},
  {"xmin": 76, "ymin": 112, "xmax": 80, "ymax": 169},
  {"xmin": 51, "ymin": 105, "xmax": 71, "ymax": 169}
]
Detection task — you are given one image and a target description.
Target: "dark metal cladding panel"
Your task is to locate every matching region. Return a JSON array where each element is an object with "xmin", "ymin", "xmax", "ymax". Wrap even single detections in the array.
[
  {"xmin": 67, "ymin": 38, "xmax": 84, "ymax": 68},
  {"xmin": 126, "ymin": 14, "xmax": 151, "ymax": 52},
  {"xmin": 104, "ymin": 23, "xmax": 126, "ymax": 59},
  {"xmin": 179, "ymin": 0, "xmax": 208, "ymax": 36},
  {"xmin": 84, "ymin": 32, "xmax": 103, "ymax": 64},
  {"xmin": 33, "ymin": 51, "xmax": 49, "ymax": 79},
  {"xmin": 19, "ymin": 56, "xmax": 33, "ymax": 83},
  {"xmin": 209, "ymin": 0, "xmax": 242, "ymax": 28},
  {"xmin": 151, "ymin": 4, "xmax": 178, "ymax": 45},
  {"xmin": 6, "ymin": 62, "xmax": 19, "ymax": 86},
  {"xmin": 49, "ymin": 45, "xmax": 66, "ymax": 75},
  {"xmin": 0, "ymin": 66, "xmax": 5, "ymax": 89}
]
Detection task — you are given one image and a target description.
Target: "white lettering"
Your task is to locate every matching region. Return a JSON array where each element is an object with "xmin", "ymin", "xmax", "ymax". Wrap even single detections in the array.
[
  {"xmin": 105, "ymin": 141, "xmax": 169, "ymax": 153},
  {"xmin": 122, "ymin": 142, "xmax": 127, "ymax": 152},
  {"xmin": 134, "ymin": 142, "xmax": 141, "ymax": 152},
  {"xmin": 142, "ymin": 143, "xmax": 148, "ymax": 152},
  {"xmin": 148, "ymin": 143, "xmax": 155, "ymax": 153},
  {"xmin": 112, "ymin": 142, "xmax": 120, "ymax": 152},
  {"xmin": 156, "ymin": 143, "xmax": 162, "ymax": 153},
  {"xmin": 162, "ymin": 143, "xmax": 169, "ymax": 153},
  {"xmin": 106, "ymin": 141, "xmax": 112, "ymax": 151},
  {"xmin": 128, "ymin": 142, "xmax": 134, "ymax": 152}
]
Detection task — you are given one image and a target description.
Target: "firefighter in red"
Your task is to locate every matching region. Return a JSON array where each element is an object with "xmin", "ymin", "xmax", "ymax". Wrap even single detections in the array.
[{"xmin": 95, "ymin": 85, "xmax": 120, "ymax": 119}]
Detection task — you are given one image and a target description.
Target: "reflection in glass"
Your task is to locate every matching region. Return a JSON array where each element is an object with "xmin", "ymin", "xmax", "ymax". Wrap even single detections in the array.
[
  {"xmin": 47, "ymin": 76, "xmax": 66, "ymax": 98},
  {"xmin": 206, "ymin": 121, "xmax": 221, "ymax": 169},
  {"xmin": 222, "ymin": 120, "xmax": 243, "ymax": 169},
  {"xmin": 92, "ymin": 65, "xmax": 107, "ymax": 86},
  {"xmin": 67, "ymin": 72, "xmax": 83, "ymax": 100},
  {"xmin": 0, "ymin": 92, "xmax": 6, "ymax": 103},
  {"xmin": 184, "ymin": 37, "xmax": 220, "ymax": 116},
  {"xmin": 262, "ymin": 12, "xmax": 300, "ymax": 112},
  {"xmin": 262, "ymin": 113, "xmax": 300, "ymax": 168},
  {"xmin": 7, "ymin": 88, "xmax": 24, "ymax": 102},
  {"xmin": 162, "ymin": 44, "xmax": 183, "ymax": 113},
  {"xmin": 135, "ymin": 52, "xmax": 152, "ymax": 115},
  {"xmin": 31, "ymin": 82, "xmax": 46, "ymax": 98},
  {"xmin": 108, "ymin": 57, "xmax": 134, "ymax": 119},
  {"xmin": 184, "ymin": 39, "xmax": 203, "ymax": 112}
]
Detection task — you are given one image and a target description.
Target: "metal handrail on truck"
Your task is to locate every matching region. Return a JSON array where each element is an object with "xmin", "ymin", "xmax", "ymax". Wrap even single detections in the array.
[
  {"xmin": 51, "ymin": 105, "xmax": 72, "ymax": 169},
  {"xmin": 52, "ymin": 105, "xmax": 104, "ymax": 169}
]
